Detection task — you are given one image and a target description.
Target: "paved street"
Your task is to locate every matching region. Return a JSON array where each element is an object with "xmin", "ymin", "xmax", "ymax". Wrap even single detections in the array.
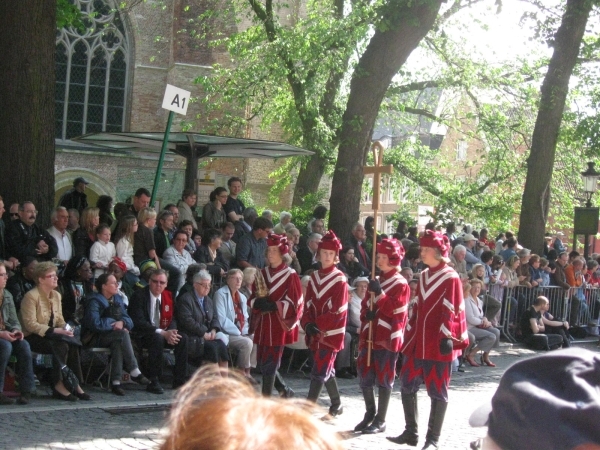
[{"xmin": 0, "ymin": 342, "xmax": 598, "ymax": 449}]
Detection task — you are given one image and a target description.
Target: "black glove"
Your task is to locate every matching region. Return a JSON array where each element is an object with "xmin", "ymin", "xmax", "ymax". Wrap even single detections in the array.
[
  {"xmin": 305, "ymin": 323, "xmax": 320, "ymax": 336},
  {"xmin": 254, "ymin": 297, "xmax": 276, "ymax": 312},
  {"xmin": 440, "ymin": 338, "xmax": 453, "ymax": 355},
  {"xmin": 368, "ymin": 279, "xmax": 382, "ymax": 296},
  {"xmin": 366, "ymin": 310, "xmax": 377, "ymax": 321}
]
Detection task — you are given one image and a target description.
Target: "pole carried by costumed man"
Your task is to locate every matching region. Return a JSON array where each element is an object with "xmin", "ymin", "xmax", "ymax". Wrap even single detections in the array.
[
  {"xmin": 388, "ymin": 229, "xmax": 469, "ymax": 450},
  {"xmin": 249, "ymin": 233, "xmax": 303, "ymax": 398},
  {"xmin": 355, "ymin": 237, "xmax": 410, "ymax": 434},
  {"xmin": 301, "ymin": 230, "xmax": 348, "ymax": 417}
]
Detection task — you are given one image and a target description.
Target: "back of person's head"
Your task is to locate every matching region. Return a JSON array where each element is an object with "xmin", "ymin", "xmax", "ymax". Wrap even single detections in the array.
[
  {"xmin": 253, "ymin": 217, "xmax": 273, "ymax": 231},
  {"xmin": 505, "ymin": 231, "xmax": 514, "ymax": 240},
  {"xmin": 312, "ymin": 205, "xmax": 328, "ymax": 220},
  {"xmin": 569, "ymin": 250, "xmax": 580, "ymax": 260},
  {"xmin": 480, "ymin": 250, "xmax": 494, "ymax": 263},
  {"xmin": 161, "ymin": 366, "xmax": 343, "ymax": 450},
  {"xmin": 505, "ymin": 237, "xmax": 517, "ymax": 248},
  {"xmin": 533, "ymin": 296, "xmax": 548, "ymax": 307}
]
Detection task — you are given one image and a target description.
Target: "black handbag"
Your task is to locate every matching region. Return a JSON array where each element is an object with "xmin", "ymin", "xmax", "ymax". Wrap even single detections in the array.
[
  {"xmin": 60, "ymin": 364, "xmax": 80, "ymax": 393},
  {"xmin": 187, "ymin": 335, "xmax": 205, "ymax": 360}
]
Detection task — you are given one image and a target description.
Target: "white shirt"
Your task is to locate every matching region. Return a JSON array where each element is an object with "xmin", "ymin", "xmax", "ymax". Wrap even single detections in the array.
[
  {"xmin": 47, "ymin": 226, "xmax": 73, "ymax": 261},
  {"xmin": 116, "ymin": 238, "xmax": 140, "ymax": 275},
  {"xmin": 89, "ymin": 240, "xmax": 116, "ymax": 279}
]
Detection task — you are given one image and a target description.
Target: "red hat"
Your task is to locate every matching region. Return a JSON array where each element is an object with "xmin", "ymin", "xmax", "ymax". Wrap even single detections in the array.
[
  {"xmin": 110, "ymin": 257, "xmax": 127, "ymax": 272},
  {"xmin": 376, "ymin": 238, "xmax": 404, "ymax": 267},
  {"xmin": 267, "ymin": 233, "xmax": 289, "ymax": 255},
  {"xmin": 420, "ymin": 230, "xmax": 450, "ymax": 258},
  {"xmin": 318, "ymin": 230, "xmax": 342, "ymax": 253}
]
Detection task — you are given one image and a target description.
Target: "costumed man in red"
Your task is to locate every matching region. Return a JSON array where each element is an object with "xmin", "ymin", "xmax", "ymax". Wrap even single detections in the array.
[
  {"xmin": 250, "ymin": 233, "xmax": 303, "ymax": 397},
  {"xmin": 301, "ymin": 230, "xmax": 348, "ymax": 416},
  {"xmin": 355, "ymin": 238, "xmax": 410, "ymax": 434},
  {"xmin": 388, "ymin": 230, "xmax": 468, "ymax": 450}
]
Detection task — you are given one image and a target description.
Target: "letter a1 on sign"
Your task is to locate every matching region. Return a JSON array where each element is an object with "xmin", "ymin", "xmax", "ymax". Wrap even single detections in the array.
[{"xmin": 162, "ymin": 84, "xmax": 191, "ymax": 115}]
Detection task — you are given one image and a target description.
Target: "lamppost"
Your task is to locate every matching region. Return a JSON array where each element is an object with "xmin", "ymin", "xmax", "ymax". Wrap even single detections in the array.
[{"xmin": 575, "ymin": 162, "xmax": 600, "ymax": 259}]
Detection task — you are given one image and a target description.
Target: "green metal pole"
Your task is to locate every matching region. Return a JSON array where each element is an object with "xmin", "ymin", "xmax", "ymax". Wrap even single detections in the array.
[{"xmin": 151, "ymin": 110, "xmax": 175, "ymax": 205}]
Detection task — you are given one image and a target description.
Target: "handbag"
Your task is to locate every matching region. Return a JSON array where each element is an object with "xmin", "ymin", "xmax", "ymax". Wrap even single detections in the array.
[
  {"xmin": 60, "ymin": 364, "xmax": 80, "ymax": 393},
  {"xmin": 187, "ymin": 335, "xmax": 205, "ymax": 360}
]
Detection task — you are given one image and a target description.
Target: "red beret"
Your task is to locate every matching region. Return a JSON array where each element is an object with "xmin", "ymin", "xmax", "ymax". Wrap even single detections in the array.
[
  {"xmin": 419, "ymin": 230, "xmax": 450, "ymax": 258},
  {"xmin": 110, "ymin": 257, "xmax": 127, "ymax": 272},
  {"xmin": 376, "ymin": 238, "xmax": 404, "ymax": 267},
  {"xmin": 318, "ymin": 230, "xmax": 342, "ymax": 253},
  {"xmin": 267, "ymin": 233, "xmax": 289, "ymax": 255}
]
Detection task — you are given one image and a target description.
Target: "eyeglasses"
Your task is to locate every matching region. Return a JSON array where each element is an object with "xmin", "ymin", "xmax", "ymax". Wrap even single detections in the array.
[
  {"xmin": 195, "ymin": 282, "xmax": 212, "ymax": 289},
  {"xmin": 10, "ymin": 213, "xmax": 19, "ymax": 217},
  {"xmin": 150, "ymin": 279, "xmax": 167, "ymax": 285},
  {"xmin": 44, "ymin": 274, "xmax": 59, "ymax": 279}
]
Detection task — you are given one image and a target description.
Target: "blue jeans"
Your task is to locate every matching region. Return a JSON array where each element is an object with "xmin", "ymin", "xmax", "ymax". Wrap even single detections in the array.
[{"xmin": 0, "ymin": 338, "xmax": 35, "ymax": 393}]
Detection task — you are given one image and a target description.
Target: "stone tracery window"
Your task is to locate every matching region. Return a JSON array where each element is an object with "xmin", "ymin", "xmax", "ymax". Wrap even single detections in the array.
[{"xmin": 56, "ymin": 0, "xmax": 129, "ymax": 140}]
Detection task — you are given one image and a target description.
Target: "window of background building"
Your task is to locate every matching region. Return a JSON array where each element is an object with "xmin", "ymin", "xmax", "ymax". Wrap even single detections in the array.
[
  {"xmin": 56, "ymin": 0, "xmax": 129, "ymax": 140},
  {"xmin": 456, "ymin": 140, "xmax": 467, "ymax": 161}
]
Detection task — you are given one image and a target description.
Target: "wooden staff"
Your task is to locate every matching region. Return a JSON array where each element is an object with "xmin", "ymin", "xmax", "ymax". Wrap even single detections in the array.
[{"xmin": 363, "ymin": 141, "xmax": 393, "ymax": 366}]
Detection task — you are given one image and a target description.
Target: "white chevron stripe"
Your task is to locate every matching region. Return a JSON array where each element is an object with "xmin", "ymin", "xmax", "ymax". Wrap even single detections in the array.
[
  {"xmin": 378, "ymin": 319, "xmax": 392, "ymax": 330},
  {"xmin": 336, "ymin": 303, "xmax": 348, "ymax": 314},
  {"xmin": 393, "ymin": 305, "xmax": 408, "ymax": 314},
  {"xmin": 323, "ymin": 327, "xmax": 345, "ymax": 337},
  {"xmin": 443, "ymin": 299, "xmax": 454, "ymax": 312},
  {"xmin": 391, "ymin": 329, "xmax": 404, "ymax": 339},
  {"xmin": 440, "ymin": 324, "xmax": 451, "ymax": 337}
]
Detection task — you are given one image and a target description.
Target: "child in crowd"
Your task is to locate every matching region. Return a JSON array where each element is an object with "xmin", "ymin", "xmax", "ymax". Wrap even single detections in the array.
[
  {"xmin": 89, "ymin": 224, "xmax": 116, "ymax": 280},
  {"xmin": 539, "ymin": 257, "xmax": 552, "ymax": 287}
]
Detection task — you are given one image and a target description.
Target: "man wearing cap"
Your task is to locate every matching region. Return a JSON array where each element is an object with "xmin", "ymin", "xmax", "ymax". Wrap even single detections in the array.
[
  {"xmin": 553, "ymin": 231, "xmax": 567, "ymax": 253},
  {"xmin": 469, "ymin": 348, "xmax": 600, "ymax": 450},
  {"xmin": 388, "ymin": 229, "xmax": 468, "ymax": 449},
  {"xmin": 355, "ymin": 238, "xmax": 410, "ymax": 434},
  {"xmin": 59, "ymin": 177, "xmax": 89, "ymax": 215},
  {"xmin": 462, "ymin": 233, "xmax": 481, "ymax": 271},
  {"xmin": 302, "ymin": 230, "xmax": 348, "ymax": 417},
  {"xmin": 250, "ymin": 233, "xmax": 303, "ymax": 398}
]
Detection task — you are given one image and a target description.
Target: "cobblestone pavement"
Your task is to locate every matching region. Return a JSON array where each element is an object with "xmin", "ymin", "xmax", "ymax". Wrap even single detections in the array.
[{"xmin": 1, "ymin": 342, "xmax": 598, "ymax": 450}]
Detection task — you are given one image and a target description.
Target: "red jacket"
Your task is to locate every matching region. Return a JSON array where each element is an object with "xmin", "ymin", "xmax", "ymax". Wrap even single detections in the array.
[
  {"xmin": 249, "ymin": 263, "xmax": 303, "ymax": 346},
  {"xmin": 301, "ymin": 265, "xmax": 348, "ymax": 351},
  {"xmin": 359, "ymin": 267, "xmax": 410, "ymax": 352},
  {"xmin": 402, "ymin": 262, "xmax": 468, "ymax": 362}
]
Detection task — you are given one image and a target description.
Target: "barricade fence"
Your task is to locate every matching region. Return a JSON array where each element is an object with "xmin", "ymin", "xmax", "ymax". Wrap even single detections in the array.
[{"xmin": 483, "ymin": 285, "xmax": 600, "ymax": 343}]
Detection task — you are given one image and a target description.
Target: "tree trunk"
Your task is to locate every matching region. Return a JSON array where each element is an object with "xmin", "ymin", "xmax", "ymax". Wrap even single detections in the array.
[
  {"xmin": 329, "ymin": 0, "xmax": 443, "ymax": 243},
  {"xmin": 517, "ymin": 0, "xmax": 592, "ymax": 255},
  {"xmin": 0, "ymin": 1, "xmax": 56, "ymax": 228},
  {"xmin": 292, "ymin": 153, "xmax": 327, "ymax": 206}
]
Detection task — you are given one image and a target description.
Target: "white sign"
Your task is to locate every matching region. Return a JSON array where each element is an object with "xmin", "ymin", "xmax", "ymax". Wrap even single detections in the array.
[{"xmin": 162, "ymin": 84, "xmax": 191, "ymax": 115}]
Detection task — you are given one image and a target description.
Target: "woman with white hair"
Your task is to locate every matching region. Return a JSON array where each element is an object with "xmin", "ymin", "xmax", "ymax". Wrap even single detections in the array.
[{"xmin": 273, "ymin": 211, "xmax": 292, "ymax": 234}]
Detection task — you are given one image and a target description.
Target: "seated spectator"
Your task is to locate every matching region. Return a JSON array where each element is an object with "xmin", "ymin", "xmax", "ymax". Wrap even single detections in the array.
[
  {"xmin": 345, "ymin": 222, "xmax": 370, "ymax": 270},
  {"xmin": 239, "ymin": 267, "xmax": 256, "ymax": 300},
  {"xmin": 236, "ymin": 217, "xmax": 273, "ymax": 269},
  {"xmin": 0, "ymin": 262, "xmax": 35, "ymax": 405},
  {"xmin": 112, "ymin": 203, "xmax": 129, "ymax": 224},
  {"xmin": 516, "ymin": 249, "xmax": 533, "ymax": 287},
  {"xmin": 72, "ymin": 207, "xmax": 99, "ymax": 259},
  {"xmin": 553, "ymin": 232, "xmax": 566, "ymax": 253},
  {"xmin": 164, "ymin": 204, "xmax": 180, "ymax": 235},
  {"xmin": 163, "ymin": 230, "xmax": 195, "ymax": 292},
  {"xmin": 539, "ymin": 257, "xmax": 552, "ymax": 287},
  {"xmin": 127, "ymin": 188, "xmax": 151, "ymax": 219},
  {"xmin": 194, "ymin": 228, "xmax": 229, "ymax": 282},
  {"xmin": 58, "ymin": 177, "xmax": 89, "ymax": 215},
  {"xmin": 202, "ymin": 187, "xmax": 228, "ymax": 231},
  {"xmin": 262, "ymin": 210, "xmax": 273, "ymax": 223},
  {"xmin": 243, "ymin": 207, "xmax": 258, "ymax": 230},
  {"xmin": 219, "ymin": 222, "xmax": 237, "ymax": 267},
  {"xmin": 59, "ymin": 256, "xmax": 93, "ymax": 325},
  {"xmin": 586, "ymin": 259, "xmax": 600, "ymax": 286},
  {"xmin": 97, "ymin": 195, "xmax": 114, "ymax": 229},
  {"xmin": 464, "ymin": 279, "xmax": 500, "ymax": 367},
  {"xmin": 176, "ymin": 270, "xmax": 229, "ymax": 369},
  {"xmin": 82, "ymin": 274, "xmax": 150, "ymax": 395},
  {"xmin": 177, "ymin": 263, "xmax": 205, "ymax": 300},
  {"xmin": 498, "ymin": 237, "xmax": 517, "ymax": 262},
  {"xmin": 6, "ymin": 201, "xmax": 58, "ymax": 263},
  {"xmin": 47, "ymin": 206, "xmax": 73, "ymax": 264},
  {"xmin": 7, "ymin": 203, "xmax": 20, "ymax": 222},
  {"xmin": 449, "ymin": 245, "xmax": 468, "ymax": 279},
  {"xmin": 541, "ymin": 299, "xmax": 571, "ymax": 348},
  {"xmin": 6, "ymin": 256, "xmax": 37, "ymax": 311},
  {"xmin": 67, "ymin": 208, "xmax": 80, "ymax": 234},
  {"xmin": 177, "ymin": 188, "xmax": 197, "ymax": 228},
  {"xmin": 213, "ymin": 269, "xmax": 256, "ymax": 382},
  {"xmin": 564, "ymin": 257, "xmax": 590, "ymax": 325},
  {"xmin": 224, "ymin": 177, "xmax": 246, "ymax": 229},
  {"xmin": 306, "ymin": 206, "xmax": 327, "ymax": 236},
  {"xmin": 89, "ymin": 224, "xmax": 116, "ymax": 280},
  {"xmin": 154, "ymin": 210, "xmax": 174, "ymax": 259},
  {"xmin": 337, "ymin": 246, "xmax": 369, "ymax": 283},
  {"xmin": 462, "ymin": 234, "xmax": 481, "ymax": 271},
  {"xmin": 160, "ymin": 366, "xmax": 344, "ymax": 450},
  {"xmin": 129, "ymin": 269, "xmax": 188, "ymax": 393},
  {"xmin": 335, "ymin": 277, "xmax": 367, "ymax": 379},
  {"xmin": 297, "ymin": 233, "xmax": 321, "ymax": 275},
  {"xmin": 178, "ymin": 220, "xmax": 197, "ymax": 255},
  {"xmin": 191, "ymin": 229, "xmax": 202, "ymax": 249},
  {"xmin": 286, "ymin": 227, "xmax": 301, "ymax": 254},
  {"xmin": 501, "ymin": 255, "xmax": 520, "ymax": 323},
  {"xmin": 519, "ymin": 296, "xmax": 565, "ymax": 350},
  {"xmin": 273, "ymin": 211, "xmax": 292, "ymax": 234},
  {"xmin": 107, "ymin": 257, "xmax": 132, "ymax": 307},
  {"xmin": 401, "ymin": 243, "xmax": 424, "ymax": 273},
  {"xmin": 21, "ymin": 261, "xmax": 89, "ymax": 401},
  {"xmin": 113, "ymin": 215, "xmax": 141, "ymax": 284}
]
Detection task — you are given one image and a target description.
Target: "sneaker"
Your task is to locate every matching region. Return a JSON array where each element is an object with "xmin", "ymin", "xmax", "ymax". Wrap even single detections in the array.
[
  {"xmin": 131, "ymin": 374, "xmax": 151, "ymax": 386},
  {"xmin": 0, "ymin": 393, "xmax": 15, "ymax": 405}
]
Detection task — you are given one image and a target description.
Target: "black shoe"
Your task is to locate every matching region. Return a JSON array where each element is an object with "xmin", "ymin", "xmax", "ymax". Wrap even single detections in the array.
[
  {"xmin": 17, "ymin": 393, "xmax": 31, "ymax": 405},
  {"xmin": 422, "ymin": 440, "xmax": 438, "ymax": 449},
  {"xmin": 279, "ymin": 386, "xmax": 294, "ymax": 398},
  {"xmin": 387, "ymin": 431, "xmax": 419, "ymax": 446},
  {"xmin": 75, "ymin": 391, "xmax": 91, "ymax": 401},
  {"xmin": 362, "ymin": 418, "xmax": 386, "ymax": 434},
  {"xmin": 131, "ymin": 374, "xmax": 151, "ymax": 386},
  {"xmin": 52, "ymin": 389, "xmax": 78, "ymax": 402},
  {"xmin": 328, "ymin": 404, "xmax": 344, "ymax": 417},
  {"xmin": 146, "ymin": 381, "xmax": 165, "ymax": 394},
  {"xmin": 0, "ymin": 393, "xmax": 15, "ymax": 405},
  {"xmin": 111, "ymin": 385, "xmax": 126, "ymax": 396}
]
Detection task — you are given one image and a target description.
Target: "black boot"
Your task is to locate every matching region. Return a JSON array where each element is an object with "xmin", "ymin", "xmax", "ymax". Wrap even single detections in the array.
[
  {"xmin": 362, "ymin": 387, "xmax": 391, "ymax": 434},
  {"xmin": 261, "ymin": 374, "xmax": 276, "ymax": 397},
  {"xmin": 324, "ymin": 377, "xmax": 343, "ymax": 416},
  {"xmin": 387, "ymin": 393, "xmax": 419, "ymax": 446},
  {"xmin": 274, "ymin": 371, "xmax": 294, "ymax": 398},
  {"xmin": 307, "ymin": 379, "xmax": 324, "ymax": 402},
  {"xmin": 354, "ymin": 387, "xmax": 376, "ymax": 432},
  {"xmin": 421, "ymin": 399, "xmax": 448, "ymax": 449}
]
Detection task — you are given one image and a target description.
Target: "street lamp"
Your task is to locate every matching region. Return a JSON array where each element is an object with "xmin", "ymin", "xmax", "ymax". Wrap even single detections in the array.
[{"xmin": 581, "ymin": 162, "xmax": 600, "ymax": 207}]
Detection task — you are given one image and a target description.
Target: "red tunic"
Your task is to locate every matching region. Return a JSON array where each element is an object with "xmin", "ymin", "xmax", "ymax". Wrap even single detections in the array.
[
  {"xmin": 359, "ymin": 268, "xmax": 410, "ymax": 352},
  {"xmin": 402, "ymin": 261, "xmax": 468, "ymax": 362},
  {"xmin": 301, "ymin": 265, "xmax": 348, "ymax": 351},
  {"xmin": 250, "ymin": 262, "xmax": 303, "ymax": 347}
]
